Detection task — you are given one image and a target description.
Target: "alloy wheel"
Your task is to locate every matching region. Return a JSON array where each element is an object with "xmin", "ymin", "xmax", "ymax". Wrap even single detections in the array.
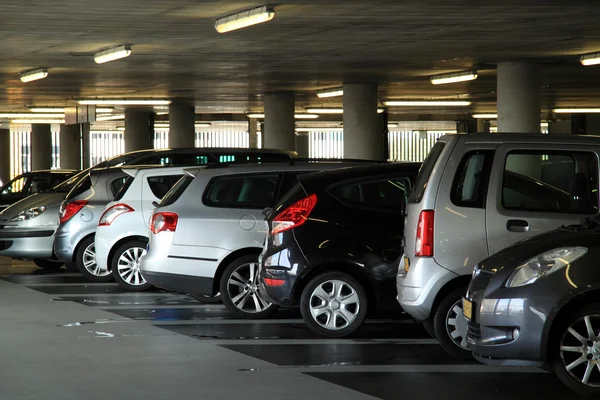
[
  {"xmin": 445, "ymin": 299, "xmax": 469, "ymax": 349},
  {"xmin": 226, "ymin": 262, "xmax": 271, "ymax": 313},
  {"xmin": 82, "ymin": 242, "xmax": 110, "ymax": 277},
  {"xmin": 560, "ymin": 314, "xmax": 600, "ymax": 387},
  {"xmin": 116, "ymin": 247, "xmax": 147, "ymax": 286},
  {"xmin": 308, "ymin": 279, "xmax": 360, "ymax": 330}
]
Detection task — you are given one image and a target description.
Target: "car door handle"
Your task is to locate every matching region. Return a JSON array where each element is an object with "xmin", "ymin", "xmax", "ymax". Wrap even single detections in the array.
[{"xmin": 507, "ymin": 219, "xmax": 529, "ymax": 233}]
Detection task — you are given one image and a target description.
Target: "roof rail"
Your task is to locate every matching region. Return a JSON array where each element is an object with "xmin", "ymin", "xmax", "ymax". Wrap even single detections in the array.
[{"xmin": 203, "ymin": 158, "xmax": 388, "ymax": 169}]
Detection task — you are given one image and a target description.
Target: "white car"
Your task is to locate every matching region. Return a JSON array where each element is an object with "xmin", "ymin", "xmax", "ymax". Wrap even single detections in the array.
[{"xmin": 95, "ymin": 166, "xmax": 188, "ymax": 291}]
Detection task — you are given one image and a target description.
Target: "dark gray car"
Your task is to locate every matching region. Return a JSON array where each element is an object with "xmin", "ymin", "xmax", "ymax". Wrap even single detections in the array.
[{"xmin": 465, "ymin": 219, "xmax": 600, "ymax": 396}]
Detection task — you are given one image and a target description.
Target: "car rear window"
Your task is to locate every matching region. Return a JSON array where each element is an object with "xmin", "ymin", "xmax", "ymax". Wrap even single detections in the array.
[
  {"xmin": 65, "ymin": 175, "xmax": 92, "ymax": 201},
  {"xmin": 203, "ymin": 174, "xmax": 280, "ymax": 209},
  {"xmin": 109, "ymin": 176, "xmax": 128, "ymax": 198},
  {"xmin": 329, "ymin": 176, "xmax": 412, "ymax": 212},
  {"xmin": 408, "ymin": 141, "xmax": 445, "ymax": 203},
  {"xmin": 147, "ymin": 175, "xmax": 184, "ymax": 199},
  {"xmin": 159, "ymin": 174, "xmax": 194, "ymax": 207},
  {"xmin": 113, "ymin": 176, "xmax": 135, "ymax": 201}
]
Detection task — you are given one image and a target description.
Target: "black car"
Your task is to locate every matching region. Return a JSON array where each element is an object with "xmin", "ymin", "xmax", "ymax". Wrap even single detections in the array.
[
  {"xmin": 259, "ymin": 162, "xmax": 420, "ymax": 338},
  {"xmin": 0, "ymin": 170, "xmax": 77, "ymax": 212},
  {"xmin": 465, "ymin": 218, "xmax": 600, "ymax": 396}
]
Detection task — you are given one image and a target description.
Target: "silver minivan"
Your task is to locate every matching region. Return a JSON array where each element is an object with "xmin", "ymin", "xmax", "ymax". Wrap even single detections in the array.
[{"xmin": 397, "ymin": 133, "xmax": 600, "ymax": 359}]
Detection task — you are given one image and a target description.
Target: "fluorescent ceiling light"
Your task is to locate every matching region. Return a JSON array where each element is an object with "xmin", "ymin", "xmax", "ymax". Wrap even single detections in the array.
[
  {"xmin": 195, "ymin": 123, "xmax": 211, "ymax": 128},
  {"xmin": 247, "ymin": 113, "xmax": 319, "ymax": 119},
  {"xmin": 580, "ymin": 53, "xmax": 600, "ymax": 66},
  {"xmin": 384, "ymin": 100, "xmax": 472, "ymax": 106},
  {"xmin": 541, "ymin": 122, "xmax": 549, "ymax": 127},
  {"xmin": 154, "ymin": 123, "xmax": 169, "ymax": 128},
  {"xmin": 20, "ymin": 68, "xmax": 48, "ymax": 83},
  {"xmin": 116, "ymin": 127, "xmax": 125, "ymax": 131},
  {"xmin": 388, "ymin": 123, "xmax": 398, "ymax": 128},
  {"xmin": 96, "ymin": 108, "xmax": 114, "ymax": 113},
  {"xmin": 430, "ymin": 71, "xmax": 478, "ymax": 85},
  {"xmin": 154, "ymin": 122, "xmax": 211, "ymax": 128},
  {"xmin": 156, "ymin": 111, "xmax": 168, "ymax": 115},
  {"xmin": 94, "ymin": 45, "xmax": 132, "ymax": 64},
  {"xmin": 29, "ymin": 107, "xmax": 64, "ymax": 113},
  {"xmin": 316, "ymin": 88, "xmax": 343, "ymax": 98},
  {"xmin": 0, "ymin": 113, "xmax": 64, "ymax": 118},
  {"xmin": 11, "ymin": 119, "xmax": 65, "ymax": 124},
  {"xmin": 215, "ymin": 6, "xmax": 275, "ymax": 33},
  {"xmin": 553, "ymin": 108, "xmax": 600, "ymax": 113},
  {"xmin": 78, "ymin": 99, "xmax": 171, "ymax": 106},
  {"xmin": 96, "ymin": 114, "xmax": 125, "ymax": 121},
  {"xmin": 306, "ymin": 108, "xmax": 384, "ymax": 114},
  {"xmin": 472, "ymin": 113, "xmax": 497, "ymax": 119}
]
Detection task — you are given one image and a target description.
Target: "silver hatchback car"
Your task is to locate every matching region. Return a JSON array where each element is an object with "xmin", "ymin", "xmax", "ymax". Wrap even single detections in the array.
[
  {"xmin": 397, "ymin": 133, "xmax": 600, "ymax": 359},
  {"xmin": 141, "ymin": 161, "xmax": 368, "ymax": 317}
]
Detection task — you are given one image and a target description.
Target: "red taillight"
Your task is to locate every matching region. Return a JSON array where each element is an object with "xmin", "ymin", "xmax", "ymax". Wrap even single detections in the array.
[
  {"xmin": 150, "ymin": 212, "xmax": 178, "ymax": 234},
  {"xmin": 98, "ymin": 203, "xmax": 134, "ymax": 226},
  {"xmin": 415, "ymin": 210, "xmax": 434, "ymax": 257},
  {"xmin": 59, "ymin": 200, "xmax": 88, "ymax": 224},
  {"xmin": 263, "ymin": 278, "xmax": 286, "ymax": 287},
  {"xmin": 271, "ymin": 194, "xmax": 317, "ymax": 235}
]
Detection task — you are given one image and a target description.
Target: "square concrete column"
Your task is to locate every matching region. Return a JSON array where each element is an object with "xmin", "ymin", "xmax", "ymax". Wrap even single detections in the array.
[
  {"xmin": 60, "ymin": 124, "xmax": 82, "ymax": 170},
  {"xmin": 125, "ymin": 110, "xmax": 154, "ymax": 152},
  {"xmin": 295, "ymin": 133, "xmax": 309, "ymax": 158},
  {"xmin": 169, "ymin": 101, "xmax": 195, "ymax": 148},
  {"xmin": 476, "ymin": 119, "xmax": 491, "ymax": 133},
  {"xmin": 264, "ymin": 92, "xmax": 295, "ymax": 150},
  {"xmin": 343, "ymin": 83, "xmax": 384, "ymax": 160},
  {"xmin": 31, "ymin": 124, "xmax": 52, "ymax": 170},
  {"xmin": 497, "ymin": 62, "xmax": 541, "ymax": 133},
  {"xmin": 0, "ymin": 129, "xmax": 10, "ymax": 184},
  {"xmin": 248, "ymin": 118, "xmax": 259, "ymax": 149}
]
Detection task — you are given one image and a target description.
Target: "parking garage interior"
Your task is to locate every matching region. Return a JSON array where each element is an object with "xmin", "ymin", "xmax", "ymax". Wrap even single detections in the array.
[{"xmin": 2, "ymin": 1, "xmax": 600, "ymax": 399}]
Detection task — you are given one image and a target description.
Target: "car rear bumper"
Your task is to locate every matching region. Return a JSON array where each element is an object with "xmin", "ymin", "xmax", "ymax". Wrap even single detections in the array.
[
  {"xmin": 396, "ymin": 255, "xmax": 457, "ymax": 321},
  {"xmin": 143, "ymin": 271, "xmax": 213, "ymax": 295},
  {"xmin": 0, "ymin": 227, "xmax": 56, "ymax": 258}
]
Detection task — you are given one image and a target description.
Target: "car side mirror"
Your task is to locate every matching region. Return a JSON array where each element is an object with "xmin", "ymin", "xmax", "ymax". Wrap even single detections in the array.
[{"xmin": 152, "ymin": 201, "xmax": 159, "ymax": 208}]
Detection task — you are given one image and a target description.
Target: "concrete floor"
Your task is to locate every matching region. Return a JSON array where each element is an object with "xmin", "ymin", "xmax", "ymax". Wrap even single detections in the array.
[{"xmin": 0, "ymin": 257, "xmax": 586, "ymax": 400}]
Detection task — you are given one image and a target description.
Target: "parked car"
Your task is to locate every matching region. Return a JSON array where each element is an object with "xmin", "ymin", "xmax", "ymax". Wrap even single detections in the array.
[
  {"xmin": 259, "ymin": 163, "xmax": 420, "ymax": 337},
  {"xmin": 140, "ymin": 161, "xmax": 373, "ymax": 316},
  {"xmin": 94, "ymin": 166, "xmax": 187, "ymax": 290},
  {"xmin": 0, "ymin": 169, "xmax": 76, "ymax": 212},
  {"xmin": 0, "ymin": 148, "xmax": 298, "ymax": 270},
  {"xmin": 54, "ymin": 167, "xmax": 131, "ymax": 280},
  {"xmin": 397, "ymin": 133, "xmax": 600, "ymax": 359},
  {"xmin": 465, "ymin": 218, "xmax": 600, "ymax": 396}
]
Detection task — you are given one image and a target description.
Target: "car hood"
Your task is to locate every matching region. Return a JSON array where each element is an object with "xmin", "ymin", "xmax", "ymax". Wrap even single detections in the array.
[
  {"xmin": 493, "ymin": 223, "xmax": 600, "ymax": 263},
  {"xmin": 0, "ymin": 192, "xmax": 65, "ymax": 221}
]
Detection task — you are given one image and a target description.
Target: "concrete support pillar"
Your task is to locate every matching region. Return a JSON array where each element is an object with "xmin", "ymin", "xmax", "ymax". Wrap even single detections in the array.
[
  {"xmin": 343, "ymin": 83, "xmax": 384, "ymax": 160},
  {"xmin": 169, "ymin": 102, "xmax": 195, "ymax": 148},
  {"xmin": 264, "ymin": 92, "xmax": 295, "ymax": 150},
  {"xmin": 60, "ymin": 124, "xmax": 82, "ymax": 170},
  {"xmin": 31, "ymin": 124, "xmax": 52, "ymax": 170},
  {"xmin": 81, "ymin": 123, "xmax": 91, "ymax": 168},
  {"xmin": 248, "ymin": 118, "xmax": 259, "ymax": 149},
  {"xmin": 124, "ymin": 110, "xmax": 153, "ymax": 152},
  {"xmin": 497, "ymin": 62, "xmax": 541, "ymax": 133},
  {"xmin": 295, "ymin": 133, "xmax": 309, "ymax": 158},
  {"xmin": 476, "ymin": 119, "xmax": 491, "ymax": 133},
  {"xmin": 0, "ymin": 129, "xmax": 10, "ymax": 184}
]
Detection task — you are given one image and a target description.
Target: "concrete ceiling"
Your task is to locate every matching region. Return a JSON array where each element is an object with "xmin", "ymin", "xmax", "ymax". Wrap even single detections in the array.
[{"xmin": 2, "ymin": 0, "xmax": 600, "ymax": 116}]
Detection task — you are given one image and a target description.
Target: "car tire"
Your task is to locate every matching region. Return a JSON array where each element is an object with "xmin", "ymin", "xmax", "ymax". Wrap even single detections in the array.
[
  {"xmin": 111, "ymin": 240, "xmax": 153, "ymax": 292},
  {"xmin": 76, "ymin": 236, "xmax": 113, "ymax": 282},
  {"xmin": 300, "ymin": 271, "xmax": 368, "ymax": 338},
  {"xmin": 33, "ymin": 259, "xmax": 63, "ymax": 269},
  {"xmin": 433, "ymin": 287, "xmax": 473, "ymax": 360},
  {"xmin": 219, "ymin": 255, "xmax": 279, "ymax": 319},
  {"xmin": 190, "ymin": 293, "xmax": 222, "ymax": 304},
  {"xmin": 65, "ymin": 262, "xmax": 79, "ymax": 273},
  {"xmin": 552, "ymin": 303, "xmax": 600, "ymax": 396},
  {"xmin": 423, "ymin": 319, "xmax": 437, "ymax": 339}
]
